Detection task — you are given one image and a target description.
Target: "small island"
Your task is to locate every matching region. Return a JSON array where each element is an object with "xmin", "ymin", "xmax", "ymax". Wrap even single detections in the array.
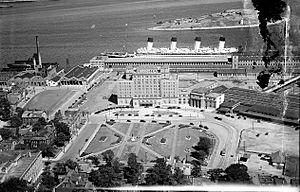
[{"xmin": 149, "ymin": 9, "xmax": 282, "ymax": 31}]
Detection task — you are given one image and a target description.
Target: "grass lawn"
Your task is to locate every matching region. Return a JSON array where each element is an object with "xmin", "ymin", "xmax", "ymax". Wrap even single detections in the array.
[
  {"xmin": 129, "ymin": 123, "xmax": 144, "ymax": 137},
  {"xmin": 25, "ymin": 89, "xmax": 76, "ymax": 115},
  {"xmin": 148, "ymin": 128, "xmax": 175, "ymax": 158},
  {"xmin": 137, "ymin": 147, "xmax": 158, "ymax": 163},
  {"xmin": 144, "ymin": 123, "xmax": 163, "ymax": 135},
  {"xmin": 84, "ymin": 125, "xmax": 123, "ymax": 154},
  {"xmin": 112, "ymin": 122, "xmax": 131, "ymax": 134},
  {"xmin": 175, "ymin": 128, "xmax": 209, "ymax": 159},
  {"xmin": 120, "ymin": 144, "xmax": 139, "ymax": 161}
]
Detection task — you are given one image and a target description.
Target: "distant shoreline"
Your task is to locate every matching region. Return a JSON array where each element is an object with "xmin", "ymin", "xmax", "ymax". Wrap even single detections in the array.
[
  {"xmin": 0, "ymin": 0, "xmax": 38, "ymax": 3},
  {"xmin": 148, "ymin": 21, "xmax": 283, "ymax": 31}
]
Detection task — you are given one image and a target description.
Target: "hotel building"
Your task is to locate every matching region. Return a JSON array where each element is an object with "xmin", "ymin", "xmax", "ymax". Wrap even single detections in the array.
[{"xmin": 117, "ymin": 65, "xmax": 179, "ymax": 107}]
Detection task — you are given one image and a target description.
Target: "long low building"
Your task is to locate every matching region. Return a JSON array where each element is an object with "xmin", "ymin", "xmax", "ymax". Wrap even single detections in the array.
[
  {"xmin": 60, "ymin": 65, "xmax": 102, "ymax": 89},
  {"xmin": 217, "ymin": 87, "xmax": 300, "ymax": 125}
]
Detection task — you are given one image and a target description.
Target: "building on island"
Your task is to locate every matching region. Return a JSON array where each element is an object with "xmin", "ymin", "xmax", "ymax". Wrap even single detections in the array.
[{"xmin": 117, "ymin": 64, "xmax": 179, "ymax": 107}]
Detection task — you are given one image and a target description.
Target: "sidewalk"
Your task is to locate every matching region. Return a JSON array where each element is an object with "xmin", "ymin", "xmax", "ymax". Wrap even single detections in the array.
[{"xmin": 45, "ymin": 120, "xmax": 88, "ymax": 162}]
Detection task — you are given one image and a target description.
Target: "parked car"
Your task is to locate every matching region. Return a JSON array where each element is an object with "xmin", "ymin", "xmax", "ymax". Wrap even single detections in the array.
[{"xmin": 140, "ymin": 120, "xmax": 146, "ymax": 122}]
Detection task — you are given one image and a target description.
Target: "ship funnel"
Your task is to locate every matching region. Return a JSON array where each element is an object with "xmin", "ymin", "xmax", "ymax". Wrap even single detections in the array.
[
  {"xmin": 35, "ymin": 36, "xmax": 42, "ymax": 68},
  {"xmin": 170, "ymin": 37, "xmax": 177, "ymax": 51},
  {"xmin": 194, "ymin": 37, "xmax": 201, "ymax": 51},
  {"xmin": 218, "ymin": 36, "xmax": 225, "ymax": 50},
  {"xmin": 147, "ymin": 37, "xmax": 153, "ymax": 51}
]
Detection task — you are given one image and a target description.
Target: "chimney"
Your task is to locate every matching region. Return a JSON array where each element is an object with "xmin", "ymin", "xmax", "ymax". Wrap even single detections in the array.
[
  {"xmin": 35, "ymin": 36, "xmax": 42, "ymax": 68},
  {"xmin": 170, "ymin": 37, "xmax": 177, "ymax": 51},
  {"xmin": 147, "ymin": 37, "xmax": 153, "ymax": 51},
  {"xmin": 218, "ymin": 36, "xmax": 225, "ymax": 50},
  {"xmin": 194, "ymin": 37, "xmax": 201, "ymax": 51}
]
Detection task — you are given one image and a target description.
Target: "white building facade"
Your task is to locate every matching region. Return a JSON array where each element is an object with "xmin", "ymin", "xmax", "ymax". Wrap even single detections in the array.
[{"xmin": 117, "ymin": 65, "xmax": 179, "ymax": 107}]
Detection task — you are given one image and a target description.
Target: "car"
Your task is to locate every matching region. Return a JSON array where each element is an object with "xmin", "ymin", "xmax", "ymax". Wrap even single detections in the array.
[
  {"xmin": 140, "ymin": 120, "xmax": 146, "ymax": 122},
  {"xmin": 85, "ymin": 139, "xmax": 88, "ymax": 142},
  {"xmin": 176, "ymin": 106, "xmax": 181, "ymax": 109},
  {"xmin": 145, "ymin": 114, "xmax": 150, "ymax": 117},
  {"xmin": 178, "ymin": 115, "xmax": 183, "ymax": 117},
  {"xmin": 155, "ymin": 106, "xmax": 161, "ymax": 108},
  {"xmin": 158, "ymin": 114, "xmax": 162, "ymax": 117},
  {"xmin": 220, "ymin": 149, "xmax": 226, "ymax": 156},
  {"xmin": 126, "ymin": 120, "xmax": 131, "ymax": 122},
  {"xmin": 128, "ymin": 114, "xmax": 132, "ymax": 116},
  {"xmin": 120, "ymin": 113, "xmax": 124, "ymax": 116},
  {"xmin": 150, "ymin": 114, "xmax": 155, "ymax": 117},
  {"xmin": 203, "ymin": 126, "xmax": 209, "ymax": 130},
  {"xmin": 200, "ymin": 109, "xmax": 204, "ymax": 112},
  {"xmin": 134, "ymin": 114, "xmax": 139, "ymax": 116},
  {"xmin": 114, "ymin": 113, "xmax": 119, "ymax": 116},
  {"xmin": 151, "ymin": 120, "xmax": 157, "ymax": 123},
  {"xmin": 231, "ymin": 116, "xmax": 234, "ymax": 118},
  {"xmin": 169, "ymin": 114, "xmax": 173, "ymax": 117},
  {"xmin": 189, "ymin": 123, "xmax": 194, "ymax": 125}
]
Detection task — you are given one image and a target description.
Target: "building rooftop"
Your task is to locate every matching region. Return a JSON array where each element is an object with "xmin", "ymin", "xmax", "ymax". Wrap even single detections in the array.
[
  {"xmin": 206, "ymin": 92, "xmax": 222, "ymax": 98},
  {"xmin": 65, "ymin": 66, "xmax": 98, "ymax": 80},
  {"xmin": 217, "ymin": 68, "xmax": 246, "ymax": 74},
  {"xmin": 22, "ymin": 110, "xmax": 46, "ymax": 118},
  {"xmin": 51, "ymin": 76, "xmax": 61, "ymax": 82},
  {"xmin": 14, "ymin": 72, "xmax": 35, "ymax": 79},
  {"xmin": 0, "ymin": 72, "xmax": 19, "ymax": 82}
]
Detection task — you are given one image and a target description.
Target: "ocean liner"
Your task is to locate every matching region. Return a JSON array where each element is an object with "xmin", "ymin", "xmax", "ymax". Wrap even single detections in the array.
[{"xmin": 89, "ymin": 37, "xmax": 239, "ymax": 72}]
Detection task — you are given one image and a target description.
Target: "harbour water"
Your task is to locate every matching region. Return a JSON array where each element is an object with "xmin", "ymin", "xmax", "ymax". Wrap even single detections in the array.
[{"xmin": 0, "ymin": 0, "xmax": 262, "ymax": 68}]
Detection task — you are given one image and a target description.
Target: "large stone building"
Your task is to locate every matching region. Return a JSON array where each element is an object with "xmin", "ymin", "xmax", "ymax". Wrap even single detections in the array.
[
  {"xmin": 117, "ymin": 65, "xmax": 179, "ymax": 107},
  {"xmin": 190, "ymin": 87, "xmax": 225, "ymax": 109}
]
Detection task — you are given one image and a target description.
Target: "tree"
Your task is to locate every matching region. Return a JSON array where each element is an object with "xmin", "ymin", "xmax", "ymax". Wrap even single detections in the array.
[
  {"xmin": 87, "ymin": 156, "xmax": 100, "ymax": 166},
  {"xmin": 145, "ymin": 158, "xmax": 175, "ymax": 185},
  {"xmin": 0, "ymin": 128, "xmax": 13, "ymax": 140},
  {"xmin": 207, "ymin": 168, "xmax": 227, "ymax": 182},
  {"xmin": 88, "ymin": 165, "xmax": 123, "ymax": 187},
  {"xmin": 191, "ymin": 164, "xmax": 202, "ymax": 178},
  {"xmin": 39, "ymin": 143, "xmax": 55, "ymax": 158},
  {"xmin": 52, "ymin": 162, "xmax": 67, "ymax": 176},
  {"xmin": 102, "ymin": 150, "xmax": 115, "ymax": 166},
  {"xmin": 37, "ymin": 117, "xmax": 47, "ymax": 126},
  {"xmin": 39, "ymin": 167, "xmax": 57, "ymax": 192},
  {"xmin": 173, "ymin": 167, "xmax": 189, "ymax": 185},
  {"xmin": 207, "ymin": 164, "xmax": 252, "ymax": 184},
  {"xmin": 0, "ymin": 177, "xmax": 33, "ymax": 192},
  {"xmin": 123, "ymin": 153, "xmax": 143, "ymax": 185},
  {"xmin": 224, "ymin": 163, "xmax": 251, "ymax": 183},
  {"xmin": 55, "ymin": 132, "xmax": 68, "ymax": 147},
  {"xmin": 32, "ymin": 122, "xmax": 43, "ymax": 132},
  {"xmin": 65, "ymin": 159, "xmax": 79, "ymax": 170},
  {"xmin": 0, "ymin": 97, "xmax": 11, "ymax": 121},
  {"xmin": 15, "ymin": 107, "xmax": 24, "ymax": 117},
  {"xmin": 54, "ymin": 110, "xmax": 63, "ymax": 122},
  {"xmin": 55, "ymin": 121, "xmax": 70, "ymax": 138},
  {"xmin": 9, "ymin": 115, "xmax": 22, "ymax": 128}
]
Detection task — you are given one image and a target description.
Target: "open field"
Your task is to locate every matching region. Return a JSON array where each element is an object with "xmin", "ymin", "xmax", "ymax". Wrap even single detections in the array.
[
  {"xmin": 24, "ymin": 89, "xmax": 76, "ymax": 115},
  {"xmin": 84, "ymin": 124, "xmax": 122, "ymax": 154},
  {"xmin": 240, "ymin": 126, "xmax": 299, "ymax": 156}
]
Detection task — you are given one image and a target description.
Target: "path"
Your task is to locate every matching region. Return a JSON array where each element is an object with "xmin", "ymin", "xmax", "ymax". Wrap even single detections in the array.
[
  {"xmin": 140, "ymin": 145, "xmax": 163, "ymax": 159},
  {"xmin": 134, "ymin": 123, "xmax": 148, "ymax": 155},
  {"xmin": 116, "ymin": 123, "xmax": 134, "ymax": 158},
  {"xmin": 104, "ymin": 123, "xmax": 126, "ymax": 137},
  {"xmin": 169, "ymin": 125, "xmax": 179, "ymax": 164},
  {"xmin": 143, "ymin": 124, "xmax": 175, "ymax": 137}
]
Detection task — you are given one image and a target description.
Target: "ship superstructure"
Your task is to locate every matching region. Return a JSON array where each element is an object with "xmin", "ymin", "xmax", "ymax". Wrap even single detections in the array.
[{"xmin": 88, "ymin": 37, "xmax": 239, "ymax": 72}]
